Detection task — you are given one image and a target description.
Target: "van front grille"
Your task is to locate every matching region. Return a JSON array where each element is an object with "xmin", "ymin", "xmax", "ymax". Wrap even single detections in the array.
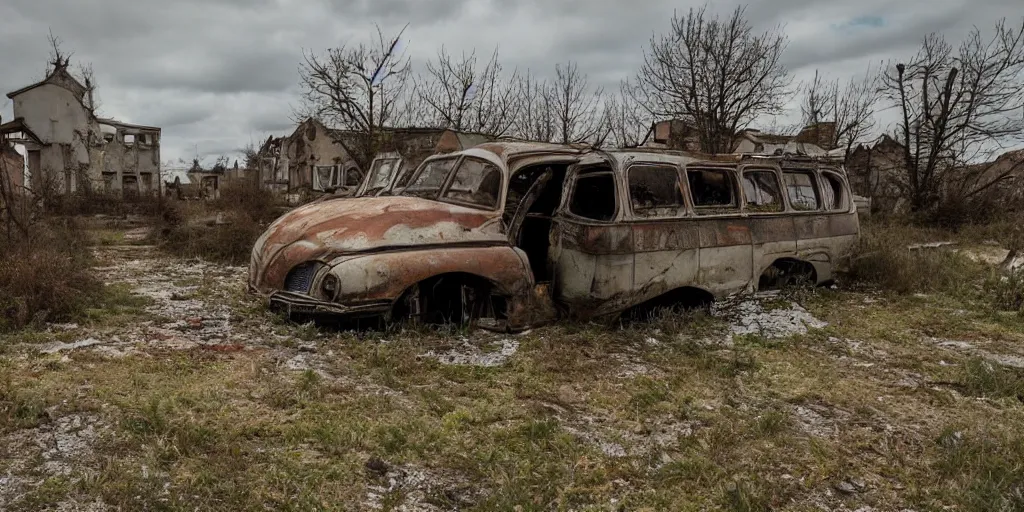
[{"xmin": 284, "ymin": 263, "xmax": 317, "ymax": 293}]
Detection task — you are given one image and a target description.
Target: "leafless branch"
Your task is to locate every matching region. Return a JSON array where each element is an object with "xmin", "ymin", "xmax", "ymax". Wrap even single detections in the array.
[
  {"xmin": 296, "ymin": 25, "xmax": 413, "ymax": 170},
  {"xmin": 881, "ymin": 17, "xmax": 1024, "ymax": 210},
  {"xmin": 636, "ymin": 4, "xmax": 792, "ymax": 153}
]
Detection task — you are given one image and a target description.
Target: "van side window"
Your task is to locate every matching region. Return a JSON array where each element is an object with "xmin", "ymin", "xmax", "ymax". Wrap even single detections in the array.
[
  {"xmin": 820, "ymin": 172, "xmax": 846, "ymax": 211},
  {"xmin": 783, "ymin": 171, "xmax": 820, "ymax": 211},
  {"xmin": 570, "ymin": 173, "xmax": 616, "ymax": 221},
  {"xmin": 742, "ymin": 171, "xmax": 783, "ymax": 212},
  {"xmin": 687, "ymin": 168, "xmax": 736, "ymax": 213},
  {"xmin": 628, "ymin": 165, "xmax": 685, "ymax": 217}
]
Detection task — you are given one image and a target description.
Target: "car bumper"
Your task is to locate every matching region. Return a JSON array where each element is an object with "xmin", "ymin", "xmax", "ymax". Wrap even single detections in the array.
[{"xmin": 268, "ymin": 291, "xmax": 392, "ymax": 318}]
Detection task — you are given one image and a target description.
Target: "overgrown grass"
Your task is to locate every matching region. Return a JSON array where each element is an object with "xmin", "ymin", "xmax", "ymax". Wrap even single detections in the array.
[
  {"xmin": 155, "ymin": 182, "xmax": 282, "ymax": 265},
  {"xmin": 934, "ymin": 426, "xmax": 1024, "ymax": 511},
  {"xmin": 0, "ymin": 220, "xmax": 104, "ymax": 332},
  {"xmin": 960, "ymin": 357, "xmax": 1024, "ymax": 400},
  {"xmin": 848, "ymin": 221, "xmax": 988, "ymax": 296}
]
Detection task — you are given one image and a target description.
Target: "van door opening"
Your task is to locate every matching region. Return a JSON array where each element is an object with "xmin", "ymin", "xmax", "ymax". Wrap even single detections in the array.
[{"xmin": 505, "ymin": 164, "xmax": 570, "ymax": 282}]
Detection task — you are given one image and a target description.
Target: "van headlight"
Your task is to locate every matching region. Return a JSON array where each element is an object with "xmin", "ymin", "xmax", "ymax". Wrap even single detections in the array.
[{"xmin": 321, "ymin": 274, "xmax": 339, "ymax": 299}]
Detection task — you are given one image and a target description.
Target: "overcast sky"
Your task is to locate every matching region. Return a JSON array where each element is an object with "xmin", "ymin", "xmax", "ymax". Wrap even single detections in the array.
[{"xmin": 1, "ymin": 0, "xmax": 1020, "ymax": 164}]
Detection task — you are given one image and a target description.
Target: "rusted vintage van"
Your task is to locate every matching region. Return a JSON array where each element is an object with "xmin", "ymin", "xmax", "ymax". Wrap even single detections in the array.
[{"xmin": 249, "ymin": 142, "xmax": 858, "ymax": 329}]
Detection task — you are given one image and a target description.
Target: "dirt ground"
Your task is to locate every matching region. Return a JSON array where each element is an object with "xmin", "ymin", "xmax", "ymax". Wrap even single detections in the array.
[{"xmin": 0, "ymin": 226, "xmax": 1022, "ymax": 511}]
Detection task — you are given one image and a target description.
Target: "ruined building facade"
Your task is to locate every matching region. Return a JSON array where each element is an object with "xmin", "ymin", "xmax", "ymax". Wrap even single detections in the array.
[{"xmin": 0, "ymin": 66, "xmax": 161, "ymax": 198}]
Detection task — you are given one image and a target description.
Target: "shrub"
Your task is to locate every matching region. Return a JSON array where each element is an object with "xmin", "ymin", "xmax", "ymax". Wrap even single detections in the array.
[
  {"xmin": 159, "ymin": 215, "xmax": 265, "ymax": 265},
  {"xmin": 0, "ymin": 220, "xmax": 103, "ymax": 331},
  {"xmin": 848, "ymin": 222, "xmax": 986, "ymax": 296},
  {"xmin": 155, "ymin": 181, "xmax": 281, "ymax": 265}
]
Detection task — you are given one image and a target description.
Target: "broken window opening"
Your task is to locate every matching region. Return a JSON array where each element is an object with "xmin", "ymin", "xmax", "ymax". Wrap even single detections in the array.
[
  {"xmin": 363, "ymin": 158, "xmax": 402, "ymax": 195},
  {"xmin": 441, "ymin": 158, "xmax": 502, "ymax": 209},
  {"xmin": 628, "ymin": 165, "xmax": 686, "ymax": 218},
  {"xmin": 783, "ymin": 171, "xmax": 820, "ymax": 211},
  {"xmin": 102, "ymin": 172, "xmax": 115, "ymax": 193},
  {"xmin": 570, "ymin": 170, "xmax": 616, "ymax": 222},
  {"xmin": 122, "ymin": 175, "xmax": 139, "ymax": 200},
  {"xmin": 820, "ymin": 172, "xmax": 846, "ymax": 211},
  {"xmin": 403, "ymin": 157, "xmax": 458, "ymax": 199},
  {"xmin": 687, "ymin": 168, "xmax": 736, "ymax": 214},
  {"xmin": 742, "ymin": 170, "xmax": 783, "ymax": 213},
  {"xmin": 123, "ymin": 134, "xmax": 135, "ymax": 145},
  {"xmin": 314, "ymin": 165, "xmax": 336, "ymax": 191}
]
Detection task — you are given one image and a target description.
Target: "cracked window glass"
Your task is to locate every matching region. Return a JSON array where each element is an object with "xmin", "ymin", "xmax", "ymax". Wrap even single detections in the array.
[{"xmin": 629, "ymin": 165, "xmax": 685, "ymax": 217}]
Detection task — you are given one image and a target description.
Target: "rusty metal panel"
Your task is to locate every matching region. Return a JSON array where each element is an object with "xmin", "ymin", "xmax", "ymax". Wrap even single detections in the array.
[
  {"xmin": 748, "ymin": 216, "xmax": 796, "ymax": 244},
  {"xmin": 559, "ymin": 222, "xmax": 634, "ymax": 255},
  {"xmin": 793, "ymin": 215, "xmax": 830, "ymax": 240},
  {"xmin": 325, "ymin": 246, "xmax": 532, "ymax": 302},
  {"xmin": 828, "ymin": 213, "xmax": 860, "ymax": 236},
  {"xmin": 698, "ymin": 245, "xmax": 754, "ymax": 296},
  {"xmin": 631, "ymin": 221, "xmax": 701, "ymax": 253},
  {"xmin": 698, "ymin": 218, "xmax": 752, "ymax": 248}
]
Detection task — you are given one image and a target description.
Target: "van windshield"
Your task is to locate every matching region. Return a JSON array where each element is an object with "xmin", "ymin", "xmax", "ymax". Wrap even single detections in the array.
[
  {"xmin": 401, "ymin": 157, "xmax": 458, "ymax": 199},
  {"xmin": 362, "ymin": 158, "xmax": 401, "ymax": 195}
]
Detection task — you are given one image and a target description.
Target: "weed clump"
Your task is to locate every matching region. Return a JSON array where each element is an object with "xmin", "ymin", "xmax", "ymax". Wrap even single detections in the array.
[
  {"xmin": 985, "ymin": 269, "xmax": 1024, "ymax": 315},
  {"xmin": 848, "ymin": 222, "xmax": 986, "ymax": 295},
  {"xmin": 0, "ymin": 220, "xmax": 103, "ymax": 332},
  {"xmin": 155, "ymin": 182, "xmax": 281, "ymax": 265}
]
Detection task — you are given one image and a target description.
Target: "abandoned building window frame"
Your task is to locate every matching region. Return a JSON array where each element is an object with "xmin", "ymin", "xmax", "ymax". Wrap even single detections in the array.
[
  {"xmin": 123, "ymin": 133, "xmax": 136, "ymax": 145},
  {"xmin": 819, "ymin": 170, "xmax": 848, "ymax": 211},
  {"xmin": 783, "ymin": 170, "xmax": 821, "ymax": 211},
  {"xmin": 741, "ymin": 168, "xmax": 784, "ymax": 213},
  {"xmin": 440, "ymin": 157, "xmax": 503, "ymax": 209},
  {"xmin": 567, "ymin": 168, "xmax": 618, "ymax": 222},
  {"xmin": 686, "ymin": 167, "xmax": 739, "ymax": 214},
  {"xmin": 626, "ymin": 163, "xmax": 689, "ymax": 219},
  {"xmin": 313, "ymin": 165, "xmax": 338, "ymax": 191}
]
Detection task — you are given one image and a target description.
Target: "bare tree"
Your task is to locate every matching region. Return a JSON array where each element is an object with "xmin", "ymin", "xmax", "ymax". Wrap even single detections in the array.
[
  {"xmin": 637, "ymin": 5, "xmax": 791, "ymax": 153},
  {"xmin": 45, "ymin": 31, "xmax": 99, "ymax": 115},
  {"xmin": 800, "ymin": 67, "xmax": 881, "ymax": 160},
  {"xmin": 512, "ymin": 71, "xmax": 557, "ymax": 142},
  {"xmin": 297, "ymin": 25, "xmax": 412, "ymax": 170},
  {"xmin": 603, "ymin": 79, "xmax": 653, "ymax": 148},
  {"xmin": 415, "ymin": 47, "xmax": 520, "ymax": 136},
  {"xmin": 881, "ymin": 18, "xmax": 1024, "ymax": 211},
  {"xmin": 549, "ymin": 62, "xmax": 604, "ymax": 144}
]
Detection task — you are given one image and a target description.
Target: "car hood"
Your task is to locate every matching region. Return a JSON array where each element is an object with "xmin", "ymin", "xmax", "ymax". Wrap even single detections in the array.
[{"xmin": 251, "ymin": 196, "xmax": 505, "ymax": 291}]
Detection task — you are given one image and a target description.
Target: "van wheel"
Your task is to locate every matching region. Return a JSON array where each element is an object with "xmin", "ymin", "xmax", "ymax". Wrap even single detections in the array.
[{"xmin": 391, "ymin": 275, "xmax": 492, "ymax": 328}]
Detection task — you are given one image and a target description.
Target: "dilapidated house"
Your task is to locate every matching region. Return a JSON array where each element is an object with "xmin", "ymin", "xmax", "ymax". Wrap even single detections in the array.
[
  {"xmin": 0, "ymin": 64, "xmax": 162, "ymax": 198},
  {"xmin": 844, "ymin": 135, "xmax": 906, "ymax": 209},
  {"xmin": 732, "ymin": 128, "xmax": 828, "ymax": 156},
  {"xmin": 0, "ymin": 142, "xmax": 25, "ymax": 192},
  {"xmin": 641, "ymin": 120, "xmax": 702, "ymax": 152},
  {"xmin": 256, "ymin": 119, "xmax": 493, "ymax": 197}
]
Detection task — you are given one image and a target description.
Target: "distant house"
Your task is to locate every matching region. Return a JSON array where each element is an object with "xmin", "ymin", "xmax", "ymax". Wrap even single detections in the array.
[
  {"xmin": 792, "ymin": 122, "xmax": 838, "ymax": 151},
  {"xmin": 641, "ymin": 120, "xmax": 702, "ymax": 152},
  {"xmin": 732, "ymin": 128, "xmax": 827, "ymax": 156},
  {"xmin": 845, "ymin": 135, "xmax": 906, "ymax": 208},
  {"xmin": 0, "ymin": 65, "xmax": 162, "ymax": 198},
  {"xmin": 256, "ymin": 119, "xmax": 493, "ymax": 198}
]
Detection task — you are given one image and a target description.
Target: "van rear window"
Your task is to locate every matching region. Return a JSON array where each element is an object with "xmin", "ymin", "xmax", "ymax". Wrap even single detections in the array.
[
  {"xmin": 742, "ymin": 171, "xmax": 783, "ymax": 212},
  {"xmin": 783, "ymin": 171, "xmax": 820, "ymax": 211}
]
